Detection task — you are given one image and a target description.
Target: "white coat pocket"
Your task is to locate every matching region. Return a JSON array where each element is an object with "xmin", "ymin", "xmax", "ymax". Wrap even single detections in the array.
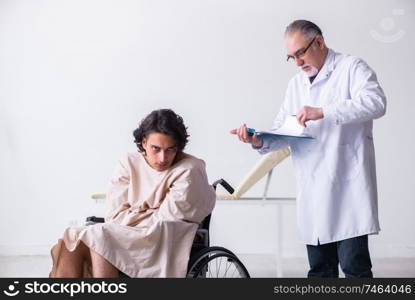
[{"xmin": 325, "ymin": 143, "xmax": 360, "ymax": 183}]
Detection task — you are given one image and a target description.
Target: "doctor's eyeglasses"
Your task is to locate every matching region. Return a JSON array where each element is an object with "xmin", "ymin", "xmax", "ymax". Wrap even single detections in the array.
[{"xmin": 286, "ymin": 37, "xmax": 316, "ymax": 62}]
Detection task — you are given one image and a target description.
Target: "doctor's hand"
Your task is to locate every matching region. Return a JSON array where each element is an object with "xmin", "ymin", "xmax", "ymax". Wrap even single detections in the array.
[
  {"xmin": 296, "ymin": 106, "xmax": 324, "ymax": 127},
  {"xmin": 230, "ymin": 124, "xmax": 263, "ymax": 148}
]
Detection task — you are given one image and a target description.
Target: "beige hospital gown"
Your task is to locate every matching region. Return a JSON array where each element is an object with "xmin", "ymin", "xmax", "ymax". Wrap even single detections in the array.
[{"xmin": 49, "ymin": 151, "xmax": 216, "ymax": 277}]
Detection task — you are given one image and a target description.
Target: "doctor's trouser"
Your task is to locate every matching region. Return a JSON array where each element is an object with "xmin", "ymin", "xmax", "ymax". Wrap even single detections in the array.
[{"xmin": 306, "ymin": 235, "xmax": 373, "ymax": 278}]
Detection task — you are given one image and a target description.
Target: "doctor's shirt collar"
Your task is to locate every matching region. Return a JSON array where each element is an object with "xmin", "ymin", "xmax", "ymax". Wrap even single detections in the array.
[{"xmin": 303, "ymin": 48, "xmax": 336, "ymax": 87}]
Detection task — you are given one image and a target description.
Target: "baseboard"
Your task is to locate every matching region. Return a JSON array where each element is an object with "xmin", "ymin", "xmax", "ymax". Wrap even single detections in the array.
[
  {"xmin": 1, "ymin": 244, "xmax": 414, "ymax": 258},
  {"xmin": 0, "ymin": 245, "xmax": 51, "ymax": 256},
  {"xmin": 370, "ymin": 244, "xmax": 415, "ymax": 258},
  {"xmin": 238, "ymin": 244, "xmax": 415, "ymax": 258}
]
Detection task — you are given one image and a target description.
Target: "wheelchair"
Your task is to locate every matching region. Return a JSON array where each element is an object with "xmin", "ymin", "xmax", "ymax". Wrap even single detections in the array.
[{"xmin": 86, "ymin": 178, "xmax": 250, "ymax": 278}]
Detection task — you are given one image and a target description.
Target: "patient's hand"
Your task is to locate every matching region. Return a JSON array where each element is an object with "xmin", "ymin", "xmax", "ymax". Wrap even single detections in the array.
[{"xmin": 230, "ymin": 124, "xmax": 263, "ymax": 148}]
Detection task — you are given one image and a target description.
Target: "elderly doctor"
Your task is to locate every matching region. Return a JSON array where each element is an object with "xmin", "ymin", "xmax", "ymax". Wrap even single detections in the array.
[{"xmin": 231, "ymin": 20, "xmax": 386, "ymax": 278}]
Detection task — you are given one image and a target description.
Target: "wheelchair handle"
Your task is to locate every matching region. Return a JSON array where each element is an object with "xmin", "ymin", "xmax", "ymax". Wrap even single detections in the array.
[
  {"xmin": 86, "ymin": 216, "xmax": 105, "ymax": 223},
  {"xmin": 212, "ymin": 178, "xmax": 235, "ymax": 194}
]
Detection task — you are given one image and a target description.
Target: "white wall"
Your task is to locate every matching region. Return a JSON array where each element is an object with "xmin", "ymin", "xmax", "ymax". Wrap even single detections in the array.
[{"xmin": 0, "ymin": 0, "xmax": 414, "ymax": 258}]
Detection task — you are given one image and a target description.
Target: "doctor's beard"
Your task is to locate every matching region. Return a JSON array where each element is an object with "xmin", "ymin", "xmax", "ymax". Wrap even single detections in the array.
[{"xmin": 300, "ymin": 64, "xmax": 319, "ymax": 77}]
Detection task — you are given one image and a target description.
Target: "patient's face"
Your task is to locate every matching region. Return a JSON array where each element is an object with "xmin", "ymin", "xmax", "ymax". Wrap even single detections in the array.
[{"xmin": 141, "ymin": 132, "xmax": 178, "ymax": 171}]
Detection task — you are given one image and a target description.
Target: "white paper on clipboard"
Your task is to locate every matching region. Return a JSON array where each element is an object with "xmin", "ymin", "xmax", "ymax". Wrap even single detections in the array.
[{"xmin": 255, "ymin": 116, "xmax": 314, "ymax": 139}]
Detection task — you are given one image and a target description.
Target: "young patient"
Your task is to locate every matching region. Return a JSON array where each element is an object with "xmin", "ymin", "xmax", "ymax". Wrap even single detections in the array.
[{"xmin": 49, "ymin": 109, "xmax": 216, "ymax": 278}]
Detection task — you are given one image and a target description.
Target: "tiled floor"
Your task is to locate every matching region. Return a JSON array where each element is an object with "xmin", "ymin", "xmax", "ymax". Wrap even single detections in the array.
[{"xmin": 1, "ymin": 255, "xmax": 414, "ymax": 277}]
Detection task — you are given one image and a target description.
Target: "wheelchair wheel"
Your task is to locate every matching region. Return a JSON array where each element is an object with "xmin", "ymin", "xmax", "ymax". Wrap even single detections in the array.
[{"xmin": 187, "ymin": 246, "xmax": 250, "ymax": 278}]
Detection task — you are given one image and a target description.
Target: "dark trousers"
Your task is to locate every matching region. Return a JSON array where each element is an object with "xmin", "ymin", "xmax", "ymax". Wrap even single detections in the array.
[{"xmin": 306, "ymin": 235, "xmax": 373, "ymax": 278}]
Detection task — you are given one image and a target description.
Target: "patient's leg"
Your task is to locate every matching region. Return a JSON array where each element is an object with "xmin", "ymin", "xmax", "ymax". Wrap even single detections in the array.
[
  {"xmin": 54, "ymin": 241, "xmax": 90, "ymax": 277},
  {"xmin": 90, "ymin": 249, "xmax": 119, "ymax": 278}
]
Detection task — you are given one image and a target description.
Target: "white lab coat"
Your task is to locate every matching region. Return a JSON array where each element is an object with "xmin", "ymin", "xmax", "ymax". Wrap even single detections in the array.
[{"xmin": 258, "ymin": 49, "xmax": 386, "ymax": 245}]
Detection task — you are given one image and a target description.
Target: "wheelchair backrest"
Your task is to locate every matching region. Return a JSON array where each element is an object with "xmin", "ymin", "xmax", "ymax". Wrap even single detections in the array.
[{"xmin": 198, "ymin": 214, "xmax": 211, "ymax": 231}]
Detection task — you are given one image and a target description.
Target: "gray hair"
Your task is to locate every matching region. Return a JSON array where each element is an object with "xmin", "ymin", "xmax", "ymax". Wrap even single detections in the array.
[{"xmin": 285, "ymin": 20, "xmax": 323, "ymax": 40}]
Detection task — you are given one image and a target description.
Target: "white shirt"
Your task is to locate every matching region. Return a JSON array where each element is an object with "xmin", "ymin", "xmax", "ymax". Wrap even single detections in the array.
[{"xmin": 258, "ymin": 49, "xmax": 386, "ymax": 245}]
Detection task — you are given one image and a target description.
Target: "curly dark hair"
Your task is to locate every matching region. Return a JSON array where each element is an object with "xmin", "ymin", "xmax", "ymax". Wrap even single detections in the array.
[{"xmin": 133, "ymin": 109, "xmax": 189, "ymax": 153}]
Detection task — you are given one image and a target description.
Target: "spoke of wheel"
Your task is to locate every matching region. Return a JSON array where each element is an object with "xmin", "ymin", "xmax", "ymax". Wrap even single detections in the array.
[
  {"xmin": 208, "ymin": 262, "xmax": 213, "ymax": 278},
  {"xmin": 231, "ymin": 264, "xmax": 238, "ymax": 277},
  {"xmin": 223, "ymin": 260, "xmax": 233, "ymax": 277},
  {"xmin": 195, "ymin": 253, "xmax": 247, "ymax": 278},
  {"xmin": 215, "ymin": 257, "xmax": 220, "ymax": 277},
  {"xmin": 217, "ymin": 257, "xmax": 223, "ymax": 277},
  {"xmin": 214, "ymin": 257, "xmax": 218, "ymax": 277}
]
